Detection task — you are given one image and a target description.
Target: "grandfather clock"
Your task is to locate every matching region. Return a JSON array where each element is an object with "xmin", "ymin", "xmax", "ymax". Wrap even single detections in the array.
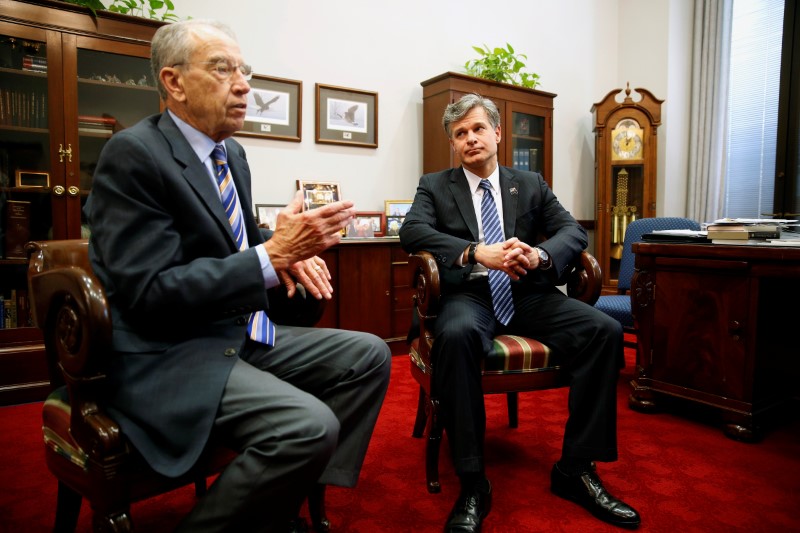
[{"xmin": 591, "ymin": 83, "xmax": 663, "ymax": 293}]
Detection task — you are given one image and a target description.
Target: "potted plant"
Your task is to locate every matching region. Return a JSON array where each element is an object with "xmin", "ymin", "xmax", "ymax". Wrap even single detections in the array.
[
  {"xmin": 58, "ymin": 0, "xmax": 180, "ymax": 21},
  {"xmin": 464, "ymin": 43, "xmax": 541, "ymax": 90}
]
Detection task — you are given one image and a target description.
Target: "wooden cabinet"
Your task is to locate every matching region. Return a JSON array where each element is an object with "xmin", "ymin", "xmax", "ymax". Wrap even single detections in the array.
[
  {"xmin": 317, "ymin": 239, "xmax": 412, "ymax": 355},
  {"xmin": 629, "ymin": 242, "xmax": 800, "ymax": 441},
  {"xmin": 421, "ymin": 72, "xmax": 556, "ymax": 188},
  {"xmin": 0, "ymin": 0, "xmax": 163, "ymax": 405}
]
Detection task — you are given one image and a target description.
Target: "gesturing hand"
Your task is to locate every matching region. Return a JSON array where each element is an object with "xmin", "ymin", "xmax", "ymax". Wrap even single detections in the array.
[{"xmin": 264, "ymin": 191, "xmax": 355, "ymax": 272}]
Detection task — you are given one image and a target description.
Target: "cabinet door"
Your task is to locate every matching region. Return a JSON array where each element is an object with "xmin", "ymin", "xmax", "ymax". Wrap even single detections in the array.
[
  {"xmin": 504, "ymin": 101, "xmax": 552, "ymax": 188},
  {"xmin": 650, "ymin": 265, "xmax": 750, "ymax": 401},
  {"xmin": 1, "ymin": 23, "xmax": 60, "ymax": 252},
  {"xmin": 61, "ymin": 34, "xmax": 160, "ymax": 238},
  {"xmin": 337, "ymin": 245, "xmax": 392, "ymax": 338},
  {"xmin": 0, "ymin": 23, "xmax": 60, "ymax": 332}
]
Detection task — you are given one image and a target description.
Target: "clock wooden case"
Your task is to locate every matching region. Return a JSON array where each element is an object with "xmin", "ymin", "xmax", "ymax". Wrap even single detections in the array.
[{"xmin": 591, "ymin": 84, "xmax": 663, "ymax": 293}]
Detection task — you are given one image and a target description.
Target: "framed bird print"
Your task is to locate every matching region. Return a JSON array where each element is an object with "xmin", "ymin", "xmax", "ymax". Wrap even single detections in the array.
[
  {"xmin": 315, "ymin": 83, "xmax": 378, "ymax": 148},
  {"xmin": 236, "ymin": 74, "xmax": 302, "ymax": 142}
]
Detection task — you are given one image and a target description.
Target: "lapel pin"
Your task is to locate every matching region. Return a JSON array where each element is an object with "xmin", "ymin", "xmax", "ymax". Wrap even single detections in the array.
[{"xmin": 509, "ymin": 187, "xmax": 518, "ymax": 195}]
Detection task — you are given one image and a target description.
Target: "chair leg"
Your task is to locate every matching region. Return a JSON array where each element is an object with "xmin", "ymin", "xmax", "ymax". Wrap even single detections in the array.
[
  {"xmin": 412, "ymin": 386, "xmax": 428, "ymax": 438},
  {"xmin": 54, "ymin": 480, "xmax": 82, "ymax": 532},
  {"xmin": 507, "ymin": 392, "xmax": 519, "ymax": 428},
  {"xmin": 194, "ymin": 477, "xmax": 208, "ymax": 498},
  {"xmin": 426, "ymin": 398, "xmax": 442, "ymax": 494},
  {"xmin": 92, "ymin": 508, "xmax": 133, "ymax": 533},
  {"xmin": 308, "ymin": 484, "xmax": 330, "ymax": 533}
]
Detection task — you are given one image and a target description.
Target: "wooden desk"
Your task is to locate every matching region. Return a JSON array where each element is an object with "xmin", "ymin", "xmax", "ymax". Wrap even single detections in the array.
[{"xmin": 629, "ymin": 242, "xmax": 800, "ymax": 441}]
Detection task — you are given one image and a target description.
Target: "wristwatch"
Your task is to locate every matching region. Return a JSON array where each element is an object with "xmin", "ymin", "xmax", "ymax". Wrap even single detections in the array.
[
  {"xmin": 467, "ymin": 242, "xmax": 479, "ymax": 264},
  {"xmin": 535, "ymin": 247, "xmax": 552, "ymax": 270}
]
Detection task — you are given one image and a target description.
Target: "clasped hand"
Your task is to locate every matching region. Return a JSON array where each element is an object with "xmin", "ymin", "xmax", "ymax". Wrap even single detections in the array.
[
  {"xmin": 263, "ymin": 191, "xmax": 355, "ymax": 299},
  {"xmin": 477, "ymin": 238, "xmax": 540, "ymax": 280}
]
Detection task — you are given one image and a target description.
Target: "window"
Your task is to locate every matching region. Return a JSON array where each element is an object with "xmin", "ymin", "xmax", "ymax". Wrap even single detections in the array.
[{"xmin": 723, "ymin": 0, "xmax": 784, "ymax": 218}]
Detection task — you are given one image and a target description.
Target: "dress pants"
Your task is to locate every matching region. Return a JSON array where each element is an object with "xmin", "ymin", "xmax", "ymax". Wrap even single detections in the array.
[
  {"xmin": 177, "ymin": 325, "xmax": 391, "ymax": 532},
  {"xmin": 431, "ymin": 278, "xmax": 623, "ymax": 476}
]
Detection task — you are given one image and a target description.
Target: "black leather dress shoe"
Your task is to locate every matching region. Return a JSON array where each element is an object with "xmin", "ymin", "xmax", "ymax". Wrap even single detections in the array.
[
  {"xmin": 551, "ymin": 462, "xmax": 641, "ymax": 529},
  {"xmin": 444, "ymin": 481, "xmax": 492, "ymax": 532}
]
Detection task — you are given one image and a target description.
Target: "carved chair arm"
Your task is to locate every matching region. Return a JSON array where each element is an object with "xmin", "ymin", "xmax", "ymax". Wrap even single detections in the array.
[
  {"xmin": 565, "ymin": 251, "xmax": 602, "ymax": 305},
  {"xmin": 27, "ymin": 240, "xmax": 124, "ymax": 459}
]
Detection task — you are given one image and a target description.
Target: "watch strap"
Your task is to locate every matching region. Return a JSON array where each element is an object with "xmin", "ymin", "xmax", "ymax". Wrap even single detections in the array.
[{"xmin": 468, "ymin": 242, "xmax": 478, "ymax": 264}]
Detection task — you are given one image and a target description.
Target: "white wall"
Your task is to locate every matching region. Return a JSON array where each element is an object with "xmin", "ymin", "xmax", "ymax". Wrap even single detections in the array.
[{"xmin": 168, "ymin": 0, "xmax": 694, "ymax": 221}]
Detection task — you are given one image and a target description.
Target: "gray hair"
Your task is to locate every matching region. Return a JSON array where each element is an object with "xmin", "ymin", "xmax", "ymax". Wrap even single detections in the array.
[
  {"xmin": 150, "ymin": 19, "xmax": 237, "ymax": 99},
  {"xmin": 442, "ymin": 93, "xmax": 501, "ymax": 137}
]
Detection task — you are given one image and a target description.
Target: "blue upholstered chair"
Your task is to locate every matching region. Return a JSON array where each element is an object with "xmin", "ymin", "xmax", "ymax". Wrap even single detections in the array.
[{"xmin": 594, "ymin": 217, "xmax": 701, "ymax": 332}]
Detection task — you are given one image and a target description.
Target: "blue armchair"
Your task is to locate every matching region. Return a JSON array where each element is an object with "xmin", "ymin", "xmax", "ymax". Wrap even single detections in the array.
[{"xmin": 594, "ymin": 217, "xmax": 701, "ymax": 331}]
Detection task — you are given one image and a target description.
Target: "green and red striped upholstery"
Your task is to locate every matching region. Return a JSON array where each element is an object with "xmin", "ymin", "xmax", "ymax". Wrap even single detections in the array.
[{"xmin": 410, "ymin": 334, "xmax": 558, "ymax": 375}]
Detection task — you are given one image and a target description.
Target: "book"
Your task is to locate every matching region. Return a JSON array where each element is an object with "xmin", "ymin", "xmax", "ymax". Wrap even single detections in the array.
[
  {"xmin": 712, "ymin": 238, "xmax": 774, "ymax": 245},
  {"xmin": 706, "ymin": 228, "xmax": 781, "ymax": 240},
  {"xmin": 3, "ymin": 200, "xmax": 31, "ymax": 259}
]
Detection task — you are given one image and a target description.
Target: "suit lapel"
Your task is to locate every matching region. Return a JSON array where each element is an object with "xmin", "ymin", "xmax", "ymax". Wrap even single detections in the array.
[
  {"xmin": 158, "ymin": 114, "xmax": 240, "ymax": 249},
  {"xmin": 226, "ymin": 145, "xmax": 263, "ymax": 246},
  {"xmin": 498, "ymin": 167, "xmax": 519, "ymax": 238},
  {"xmin": 448, "ymin": 168, "xmax": 480, "ymax": 240}
]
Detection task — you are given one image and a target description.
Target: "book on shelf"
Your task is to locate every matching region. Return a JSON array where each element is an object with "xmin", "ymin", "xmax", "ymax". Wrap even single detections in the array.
[
  {"xmin": 77, "ymin": 115, "xmax": 117, "ymax": 126},
  {"xmin": 3, "ymin": 200, "xmax": 31, "ymax": 259},
  {"xmin": 3, "ymin": 293, "xmax": 15, "ymax": 329}
]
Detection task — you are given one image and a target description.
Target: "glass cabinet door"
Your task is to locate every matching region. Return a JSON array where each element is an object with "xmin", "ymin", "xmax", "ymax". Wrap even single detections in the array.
[
  {"xmin": 0, "ymin": 26, "xmax": 53, "ymax": 331},
  {"xmin": 510, "ymin": 110, "xmax": 545, "ymax": 174},
  {"xmin": 70, "ymin": 39, "xmax": 160, "ymax": 235}
]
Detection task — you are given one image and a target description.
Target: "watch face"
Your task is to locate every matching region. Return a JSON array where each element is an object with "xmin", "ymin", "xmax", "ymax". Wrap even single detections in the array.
[{"xmin": 611, "ymin": 119, "xmax": 643, "ymax": 160}]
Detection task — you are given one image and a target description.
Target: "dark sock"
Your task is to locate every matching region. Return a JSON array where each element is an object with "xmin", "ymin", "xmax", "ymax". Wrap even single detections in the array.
[
  {"xmin": 459, "ymin": 472, "xmax": 490, "ymax": 493},
  {"xmin": 557, "ymin": 457, "xmax": 593, "ymax": 476}
]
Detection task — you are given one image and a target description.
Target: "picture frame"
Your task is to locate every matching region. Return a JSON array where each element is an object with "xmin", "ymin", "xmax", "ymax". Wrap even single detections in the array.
[
  {"xmin": 315, "ymin": 83, "xmax": 378, "ymax": 148},
  {"xmin": 347, "ymin": 211, "xmax": 385, "ymax": 238},
  {"xmin": 384, "ymin": 200, "xmax": 413, "ymax": 217},
  {"xmin": 236, "ymin": 75, "xmax": 302, "ymax": 142},
  {"xmin": 254, "ymin": 203, "xmax": 283, "ymax": 230},
  {"xmin": 385, "ymin": 216, "xmax": 404, "ymax": 237},
  {"xmin": 15, "ymin": 169, "xmax": 49, "ymax": 188},
  {"xmin": 296, "ymin": 180, "xmax": 342, "ymax": 211}
]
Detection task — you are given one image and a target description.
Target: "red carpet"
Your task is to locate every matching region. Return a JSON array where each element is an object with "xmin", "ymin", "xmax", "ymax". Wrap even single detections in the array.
[{"xmin": 1, "ymin": 343, "xmax": 799, "ymax": 532}]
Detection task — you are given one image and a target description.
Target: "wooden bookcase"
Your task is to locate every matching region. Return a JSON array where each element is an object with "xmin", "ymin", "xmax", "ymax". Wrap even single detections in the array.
[
  {"xmin": 0, "ymin": 0, "xmax": 164, "ymax": 405},
  {"xmin": 421, "ymin": 72, "xmax": 556, "ymax": 189}
]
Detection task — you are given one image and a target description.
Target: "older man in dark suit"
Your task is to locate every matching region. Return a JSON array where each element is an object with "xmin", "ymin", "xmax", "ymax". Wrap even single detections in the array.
[
  {"xmin": 84, "ymin": 19, "xmax": 390, "ymax": 532},
  {"xmin": 399, "ymin": 93, "xmax": 640, "ymax": 532}
]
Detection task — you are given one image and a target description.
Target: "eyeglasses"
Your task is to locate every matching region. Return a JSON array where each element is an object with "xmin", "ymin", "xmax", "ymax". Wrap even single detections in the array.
[{"xmin": 173, "ymin": 60, "xmax": 253, "ymax": 81}]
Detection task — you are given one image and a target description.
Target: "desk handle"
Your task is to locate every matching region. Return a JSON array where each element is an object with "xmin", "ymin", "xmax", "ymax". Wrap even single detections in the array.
[{"xmin": 728, "ymin": 320, "xmax": 743, "ymax": 341}]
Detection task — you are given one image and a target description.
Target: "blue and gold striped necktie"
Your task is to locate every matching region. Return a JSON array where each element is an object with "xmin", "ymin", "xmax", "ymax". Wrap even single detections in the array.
[
  {"xmin": 212, "ymin": 144, "xmax": 276, "ymax": 346},
  {"xmin": 479, "ymin": 179, "xmax": 515, "ymax": 325}
]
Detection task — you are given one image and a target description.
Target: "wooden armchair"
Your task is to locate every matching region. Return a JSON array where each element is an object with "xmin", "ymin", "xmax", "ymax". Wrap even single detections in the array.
[
  {"xmin": 27, "ymin": 239, "xmax": 328, "ymax": 532},
  {"xmin": 408, "ymin": 250, "xmax": 602, "ymax": 493}
]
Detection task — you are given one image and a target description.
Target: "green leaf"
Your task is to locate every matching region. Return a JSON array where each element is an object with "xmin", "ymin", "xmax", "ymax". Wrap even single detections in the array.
[{"xmin": 462, "ymin": 43, "xmax": 541, "ymax": 89}]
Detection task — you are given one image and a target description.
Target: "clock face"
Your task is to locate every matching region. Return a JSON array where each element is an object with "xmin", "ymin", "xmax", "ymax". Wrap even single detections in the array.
[{"xmin": 611, "ymin": 119, "xmax": 643, "ymax": 160}]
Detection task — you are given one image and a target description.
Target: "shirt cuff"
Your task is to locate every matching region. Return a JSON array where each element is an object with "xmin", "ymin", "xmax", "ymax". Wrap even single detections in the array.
[{"xmin": 255, "ymin": 244, "xmax": 280, "ymax": 288}]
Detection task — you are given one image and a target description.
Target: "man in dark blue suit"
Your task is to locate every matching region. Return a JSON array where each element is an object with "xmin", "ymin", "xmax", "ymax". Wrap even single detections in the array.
[
  {"xmin": 84, "ymin": 19, "xmax": 390, "ymax": 532},
  {"xmin": 400, "ymin": 94, "xmax": 640, "ymax": 532}
]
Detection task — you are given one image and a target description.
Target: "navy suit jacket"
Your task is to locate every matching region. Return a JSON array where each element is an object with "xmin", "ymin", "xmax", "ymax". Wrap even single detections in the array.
[
  {"xmin": 399, "ymin": 165, "xmax": 588, "ymax": 293},
  {"xmin": 85, "ymin": 112, "xmax": 270, "ymax": 477}
]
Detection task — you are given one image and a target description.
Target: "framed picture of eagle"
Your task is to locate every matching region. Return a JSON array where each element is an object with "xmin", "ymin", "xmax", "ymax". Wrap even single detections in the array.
[
  {"xmin": 237, "ymin": 74, "xmax": 302, "ymax": 142},
  {"xmin": 315, "ymin": 83, "xmax": 378, "ymax": 148}
]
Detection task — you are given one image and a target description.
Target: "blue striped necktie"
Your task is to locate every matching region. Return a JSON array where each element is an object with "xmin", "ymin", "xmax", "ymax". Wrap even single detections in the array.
[
  {"xmin": 212, "ymin": 144, "xmax": 276, "ymax": 346},
  {"xmin": 479, "ymin": 179, "xmax": 515, "ymax": 325}
]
